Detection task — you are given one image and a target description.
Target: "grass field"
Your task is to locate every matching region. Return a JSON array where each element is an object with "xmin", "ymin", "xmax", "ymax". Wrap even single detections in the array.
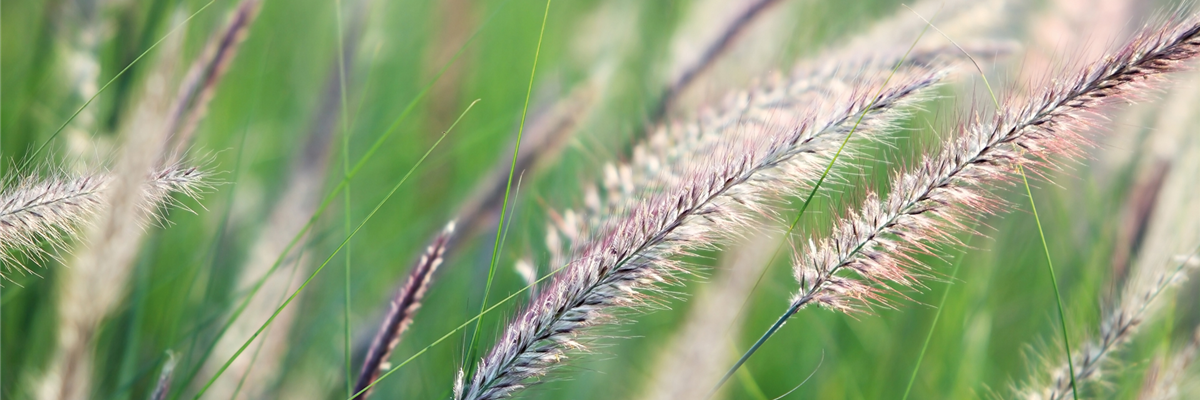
[{"xmin": 3, "ymin": 0, "xmax": 1200, "ymax": 399}]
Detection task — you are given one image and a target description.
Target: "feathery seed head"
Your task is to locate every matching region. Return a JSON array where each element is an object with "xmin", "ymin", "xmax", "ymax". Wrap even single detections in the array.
[
  {"xmin": 0, "ymin": 163, "xmax": 209, "ymax": 279},
  {"xmin": 460, "ymin": 63, "xmax": 946, "ymax": 399},
  {"xmin": 789, "ymin": 13, "xmax": 1200, "ymax": 316}
]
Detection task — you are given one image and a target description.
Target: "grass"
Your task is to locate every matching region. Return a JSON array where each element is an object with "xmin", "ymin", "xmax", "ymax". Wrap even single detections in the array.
[
  {"xmin": 1020, "ymin": 164, "xmax": 1079, "ymax": 400},
  {"xmin": 3, "ymin": 0, "xmax": 1200, "ymax": 399}
]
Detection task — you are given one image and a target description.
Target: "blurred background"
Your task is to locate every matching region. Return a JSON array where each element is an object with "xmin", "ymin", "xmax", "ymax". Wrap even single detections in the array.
[{"xmin": 3, "ymin": 0, "xmax": 1200, "ymax": 398}]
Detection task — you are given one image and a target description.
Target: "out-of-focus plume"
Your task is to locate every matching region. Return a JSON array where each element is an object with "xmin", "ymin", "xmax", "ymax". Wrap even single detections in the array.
[
  {"xmin": 459, "ymin": 62, "xmax": 943, "ymax": 399},
  {"xmin": 455, "ymin": 79, "xmax": 601, "ymax": 239},
  {"xmin": 656, "ymin": 0, "xmax": 786, "ymax": 120},
  {"xmin": 164, "ymin": 0, "xmax": 262, "ymax": 159},
  {"xmin": 150, "ymin": 353, "xmax": 179, "ymax": 400},
  {"xmin": 663, "ymin": 0, "xmax": 1013, "ymax": 118},
  {"xmin": 351, "ymin": 222, "xmax": 455, "ymax": 400},
  {"xmin": 1111, "ymin": 70, "xmax": 1200, "ymax": 280},
  {"xmin": 1137, "ymin": 326, "xmax": 1200, "ymax": 400}
]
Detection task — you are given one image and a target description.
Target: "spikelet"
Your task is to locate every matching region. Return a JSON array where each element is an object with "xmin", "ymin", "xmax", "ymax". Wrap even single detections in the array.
[
  {"xmin": 458, "ymin": 64, "xmax": 945, "ymax": 400},
  {"xmin": 547, "ymin": 40, "xmax": 1018, "ymax": 271}
]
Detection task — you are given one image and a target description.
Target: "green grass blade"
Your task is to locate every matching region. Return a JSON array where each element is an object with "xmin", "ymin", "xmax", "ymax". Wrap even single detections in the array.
[
  {"xmin": 1019, "ymin": 164, "xmax": 1079, "ymax": 400},
  {"xmin": 334, "ymin": 0, "xmax": 355, "ymax": 396},
  {"xmin": 464, "ymin": 0, "xmax": 553, "ymax": 376}
]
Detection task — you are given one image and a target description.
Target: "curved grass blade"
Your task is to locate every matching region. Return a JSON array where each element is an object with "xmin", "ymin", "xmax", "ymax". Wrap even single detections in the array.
[
  {"xmin": 1019, "ymin": 164, "xmax": 1078, "ymax": 400},
  {"xmin": 463, "ymin": 0, "xmax": 552, "ymax": 377}
]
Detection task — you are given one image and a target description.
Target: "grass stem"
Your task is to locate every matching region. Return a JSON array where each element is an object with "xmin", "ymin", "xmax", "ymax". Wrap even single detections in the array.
[
  {"xmin": 464, "ymin": 0, "xmax": 552, "ymax": 376},
  {"xmin": 1019, "ymin": 164, "xmax": 1079, "ymax": 400}
]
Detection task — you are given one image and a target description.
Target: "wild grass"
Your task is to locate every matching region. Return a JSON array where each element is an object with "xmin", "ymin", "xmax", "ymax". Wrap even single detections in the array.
[{"xmin": 4, "ymin": 1, "xmax": 1200, "ymax": 400}]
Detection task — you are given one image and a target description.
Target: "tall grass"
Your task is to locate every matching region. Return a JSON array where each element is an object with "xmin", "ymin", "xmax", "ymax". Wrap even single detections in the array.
[{"xmin": 4, "ymin": 1, "xmax": 1200, "ymax": 399}]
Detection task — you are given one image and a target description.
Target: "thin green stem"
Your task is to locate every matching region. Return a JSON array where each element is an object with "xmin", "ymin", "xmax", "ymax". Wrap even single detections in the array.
[
  {"xmin": 334, "ymin": 0, "xmax": 354, "ymax": 396},
  {"xmin": 192, "ymin": 100, "xmax": 479, "ymax": 400},
  {"xmin": 1019, "ymin": 164, "xmax": 1078, "ymax": 400},
  {"xmin": 464, "ymin": 0, "xmax": 552, "ymax": 375}
]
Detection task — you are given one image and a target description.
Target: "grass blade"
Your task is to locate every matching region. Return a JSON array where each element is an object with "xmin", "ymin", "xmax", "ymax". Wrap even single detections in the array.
[
  {"xmin": 463, "ymin": 0, "xmax": 553, "ymax": 376},
  {"xmin": 172, "ymin": 3, "xmax": 512, "ymax": 390},
  {"xmin": 1019, "ymin": 164, "xmax": 1079, "ymax": 400}
]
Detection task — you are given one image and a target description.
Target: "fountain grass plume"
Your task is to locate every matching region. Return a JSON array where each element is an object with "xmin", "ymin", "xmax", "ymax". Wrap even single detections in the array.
[
  {"xmin": 790, "ymin": 12, "xmax": 1200, "ymax": 316},
  {"xmin": 547, "ymin": 42, "xmax": 1012, "ymax": 269},
  {"xmin": 0, "ymin": 164, "xmax": 209, "ymax": 279},
  {"xmin": 458, "ymin": 64, "xmax": 946, "ymax": 400},
  {"xmin": 709, "ymin": 11, "xmax": 1200, "ymax": 396}
]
